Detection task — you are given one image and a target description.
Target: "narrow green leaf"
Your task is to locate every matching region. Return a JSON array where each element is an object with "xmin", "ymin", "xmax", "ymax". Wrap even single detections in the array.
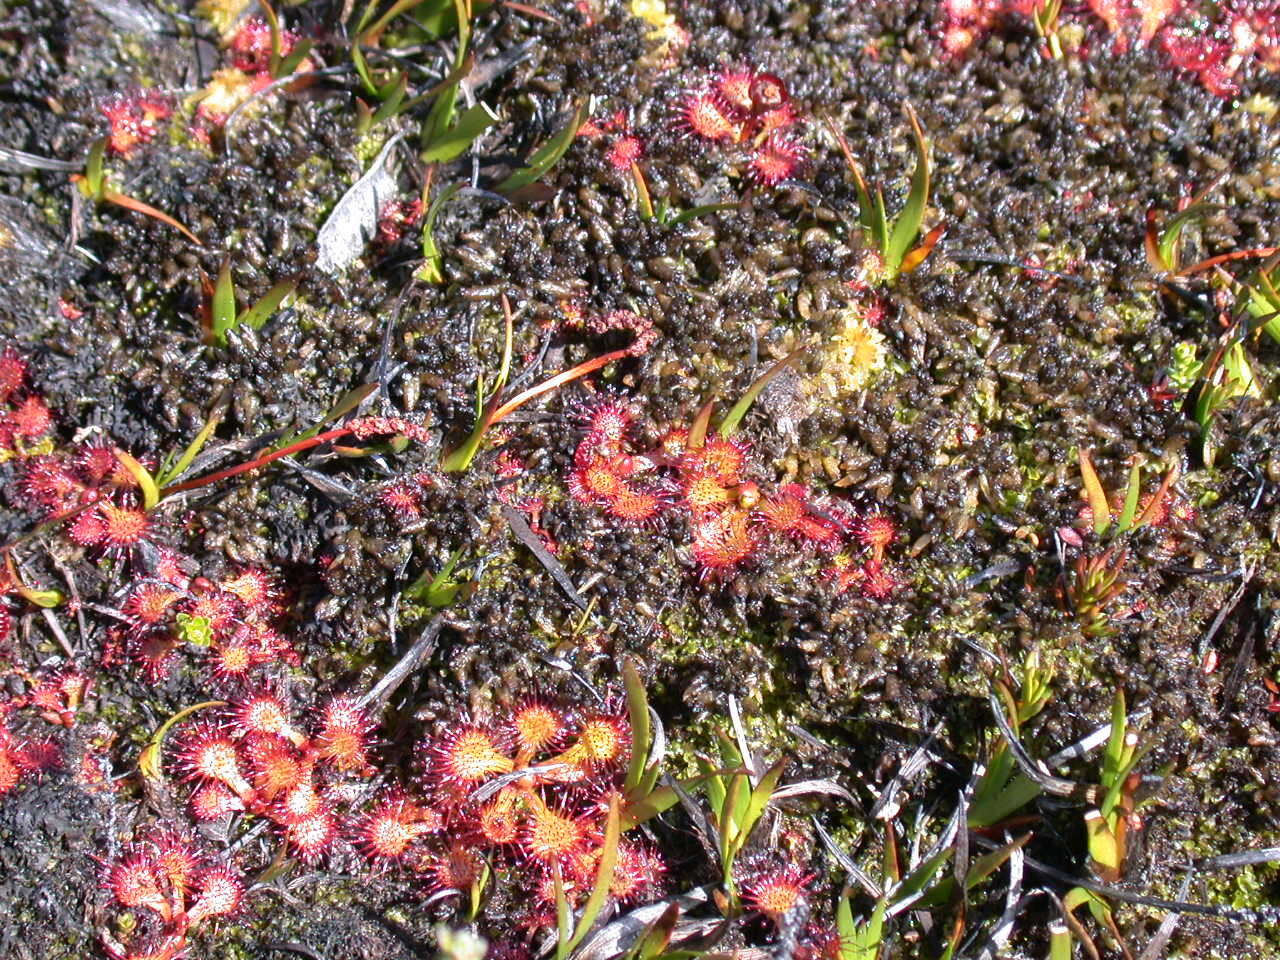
[
  {"xmin": 276, "ymin": 38, "xmax": 313, "ymax": 79},
  {"xmin": 1077, "ymin": 448, "xmax": 1112, "ymax": 536},
  {"xmin": 493, "ymin": 292, "xmax": 514, "ymax": 398},
  {"xmin": 857, "ymin": 900, "xmax": 887, "ymax": 958},
  {"xmin": 700, "ymin": 760, "xmax": 727, "ymax": 815},
  {"xmin": 211, "ymin": 259, "xmax": 238, "ymax": 346},
  {"xmin": 237, "ymin": 278, "xmax": 297, "ymax": 332},
  {"xmin": 740, "ymin": 759, "xmax": 786, "ymax": 838},
  {"xmin": 964, "ymin": 834, "xmax": 1030, "ymax": 890},
  {"xmin": 632, "ymin": 161, "xmax": 654, "ymax": 220},
  {"xmin": 115, "ymin": 448, "xmax": 160, "ymax": 511},
  {"xmin": 423, "ymin": 0, "xmax": 471, "ymax": 152},
  {"xmin": 623, "ymin": 902, "xmax": 679, "ymax": 960},
  {"xmin": 137, "ymin": 699, "xmax": 226, "ymax": 782},
  {"xmin": 418, "ymin": 182, "xmax": 462, "ymax": 284},
  {"xmin": 836, "ymin": 894, "xmax": 886, "ymax": 960},
  {"xmin": 886, "ymin": 104, "xmax": 931, "ymax": 274},
  {"xmin": 687, "ymin": 400, "xmax": 716, "ymax": 449},
  {"xmin": 422, "ymin": 102, "xmax": 498, "ymax": 164},
  {"xmin": 622, "ymin": 658, "xmax": 651, "ymax": 793},
  {"xmin": 372, "ymin": 72, "xmax": 409, "ymax": 124},
  {"xmin": 848, "ymin": 155, "xmax": 877, "ymax": 240},
  {"xmin": 261, "ymin": 0, "xmax": 284, "ymax": 75},
  {"xmin": 620, "ymin": 771, "xmax": 721, "ymax": 830},
  {"xmin": 1157, "ymin": 202, "xmax": 1211, "ymax": 273},
  {"xmin": 85, "ymin": 137, "xmax": 107, "ymax": 197},
  {"xmin": 1115, "ymin": 459, "xmax": 1143, "ymax": 534},
  {"xmin": 893, "ymin": 844, "xmax": 953, "ymax": 905},
  {"xmin": 155, "ymin": 405, "xmax": 225, "ymax": 487},
  {"xmin": 719, "ymin": 348, "xmax": 804, "ymax": 437},
  {"xmin": 4, "ymin": 555, "xmax": 62, "ymax": 608},
  {"xmin": 403, "ymin": 547, "xmax": 468, "ymax": 607},
  {"xmin": 667, "ymin": 201, "xmax": 739, "ymax": 227},
  {"xmin": 967, "ymin": 759, "xmax": 1040, "ymax": 828},
  {"xmin": 1102, "ymin": 689, "xmax": 1127, "ymax": 787},
  {"xmin": 497, "ymin": 101, "xmax": 588, "ymax": 194},
  {"xmin": 101, "ymin": 189, "xmax": 202, "ymax": 246},
  {"xmin": 351, "ymin": 43, "xmax": 379, "ymax": 96},
  {"xmin": 722, "ymin": 770, "xmax": 749, "ymax": 843},
  {"xmin": 561, "ymin": 795, "xmax": 621, "ymax": 958},
  {"xmin": 872, "ymin": 188, "xmax": 890, "ymax": 256},
  {"xmin": 361, "ymin": 0, "xmax": 450, "ymax": 43}
]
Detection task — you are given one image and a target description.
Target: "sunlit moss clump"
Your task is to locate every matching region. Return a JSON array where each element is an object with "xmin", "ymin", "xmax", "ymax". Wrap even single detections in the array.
[
  {"xmin": 817, "ymin": 307, "xmax": 887, "ymax": 396},
  {"xmin": 631, "ymin": 0, "xmax": 674, "ymax": 29},
  {"xmin": 195, "ymin": 0, "xmax": 252, "ymax": 38}
]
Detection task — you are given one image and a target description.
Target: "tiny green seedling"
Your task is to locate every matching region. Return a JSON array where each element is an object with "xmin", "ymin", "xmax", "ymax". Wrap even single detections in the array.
[
  {"xmin": 1143, "ymin": 178, "xmax": 1222, "ymax": 275},
  {"xmin": 402, "ymin": 547, "xmax": 472, "ymax": 608}
]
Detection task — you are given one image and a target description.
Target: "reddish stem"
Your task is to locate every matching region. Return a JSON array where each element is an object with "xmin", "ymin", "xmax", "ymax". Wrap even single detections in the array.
[{"xmin": 159, "ymin": 427, "xmax": 352, "ymax": 497}]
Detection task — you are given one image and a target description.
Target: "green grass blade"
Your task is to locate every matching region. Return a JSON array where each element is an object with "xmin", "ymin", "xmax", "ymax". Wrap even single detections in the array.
[
  {"xmin": 740, "ymin": 759, "xmax": 785, "ymax": 838},
  {"xmin": 237, "ymin": 278, "xmax": 297, "ymax": 332},
  {"xmin": 668, "ymin": 201, "xmax": 739, "ymax": 227},
  {"xmin": 562, "ymin": 795, "xmax": 621, "ymax": 958},
  {"xmin": 155, "ymin": 406, "xmax": 225, "ymax": 487},
  {"xmin": 372, "ymin": 72, "xmax": 409, "ymax": 124},
  {"xmin": 115, "ymin": 448, "xmax": 160, "ymax": 511},
  {"xmin": 718, "ymin": 348, "xmax": 803, "ymax": 437},
  {"xmin": 418, "ymin": 182, "xmax": 463, "ymax": 284},
  {"xmin": 964, "ymin": 834, "xmax": 1030, "ymax": 890},
  {"xmin": 84, "ymin": 137, "xmax": 107, "ymax": 197},
  {"xmin": 892, "ymin": 844, "xmax": 953, "ymax": 906},
  {"xmin": 622, "ymin": 658, "xmax": 650, "ymax": 793},
  {"xmin": 623, "ymin": 902, "xmax": 679, "ymax": 960},
  {"xmin": 276, "ymin": 38, "xmax": 313, "ymax": 79},
  {"xmin": 886, "ymin": 104, "xmax": 930, "ymax": 274},
  {"xmin": 1101, "ymin": 690, "xmax": 1126, "ymax": 786},
  {"xmin": 687, "ymin": 400, "xmax": 715, "ymax": 448},
  {"xmin": 1077, "ymin": 448, "xmax": 1112, "ymax": 536},
  {"xmin": 1115, "ymin": 460, "xmax": 1142, "ymax": 533},
  {"xmin": 211, "ymin": 259, "xmax": 237, "ymax": 346},
  {"xmin": 872, "ymin": 188, "xmax": 889, "ymax": 256},
  {"xmin": 422, "ymin": 101, "xmax": 497, "ymax": 163},
  {"xmin": 497, "ymin": 101, "xmax": 588, "ymax": 194},
  {"xmin": 351, "ymin": 42, "xmax": 379, "ymax": 96}
]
